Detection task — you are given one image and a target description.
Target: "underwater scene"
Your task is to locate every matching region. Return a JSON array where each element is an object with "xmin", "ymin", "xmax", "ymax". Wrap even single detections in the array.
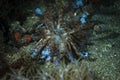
[{"xmin": 0, "ymin": 0, "xmax": 120, "ymax": 80}]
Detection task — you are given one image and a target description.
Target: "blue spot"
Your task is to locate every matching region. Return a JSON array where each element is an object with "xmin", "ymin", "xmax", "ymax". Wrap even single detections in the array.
[
  {"xmin": 31, "ymin": 49, "xmax": 38, "ymax": 58},
  {"xmin": 35, "ymin": 8, "xmax": 43, "ymax": 15},
  {"xmin": 79, "ymin": 52, "xmax": 89, "ymax": 59},
  {"xmin": 54, "ymin": 59, "xmax": 59, "ymax": 67},
  {"xmin": 46, "ymin": 56, "xmax": 51, "ymax": 62},
  {"xmin": 76, "ymin": 0, "xmax": 84, "ymax": 7},
  {"xmin": 67, "ymin": 53, "xmax": 75, "ymax": 64},
  {"xmin": 41, "ymin": 48, "xmax": 50, "ymax": 57},
  {"xmin": 80, "ymin": 13, "xmax": 88, "ymax": 24},
  {"xmin": 73, "ymin": 0, "xmax": 84, "ymax": 8},
  {"xmin": 84, "ymin": 52, "xmax": 89, "ymax": 58},
  {"xmin": 41, "ymin": 46, "xmax": 51, "ymax": 62},
  {"xmin": 80, "ymin": 17, "xmax": 86, "ymax": 24}
]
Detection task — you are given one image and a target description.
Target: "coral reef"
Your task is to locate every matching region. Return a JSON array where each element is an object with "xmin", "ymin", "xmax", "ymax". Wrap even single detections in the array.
[
  {"xmin": 0, "ymin": 0, "xmax": 96, "ymax": 79},
  {"xmin": 1, "ymin": 0, "xmax": 120, "ymax": 80},
  {"xmin": 8, "ymin": 0, "xmax": 94, "ymax": 65},
  {"xmin": 29, "ymin": 0, "xmax": 94, "ymax": 65}
]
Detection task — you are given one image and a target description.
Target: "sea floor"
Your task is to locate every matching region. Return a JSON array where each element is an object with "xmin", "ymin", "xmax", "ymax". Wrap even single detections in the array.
[{"xmin": 88, "ymin": 14, "xmax": 120, "ymax": 80}]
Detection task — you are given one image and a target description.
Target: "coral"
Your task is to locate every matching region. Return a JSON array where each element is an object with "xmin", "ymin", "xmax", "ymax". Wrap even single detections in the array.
[
  {"xmin": 1, "ymin": 0, "xmax": 120, "ymax": 80},
  {"xmin": 30, "ymin": 0, "xmax": 94, "ymax": 66},
  {"xmin": 2, "ymin": 59, "xmax": 96, "ymax": 80},
  {"xmin": 35, "ymin": 8, "xmax": 44, "ymax": 15},
  {"xmin": 3, "ymin": 0, "xmax": 96, "ymax": 79},
  {"xmin": 38, "ymin": 60, "xmax": 95, "ymax": 80}
]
